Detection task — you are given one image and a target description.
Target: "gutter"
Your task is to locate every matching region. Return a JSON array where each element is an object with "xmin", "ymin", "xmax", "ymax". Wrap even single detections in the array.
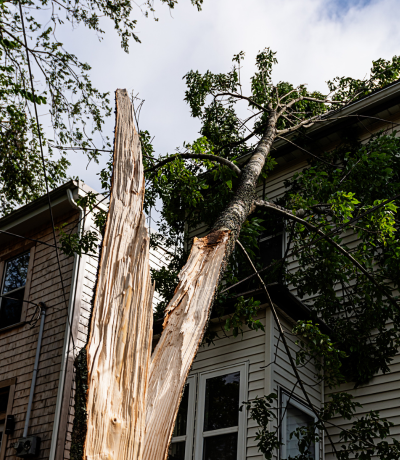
[{"xmin": 49, "ymin": 188, "xmax": 84, "ymax": 460}]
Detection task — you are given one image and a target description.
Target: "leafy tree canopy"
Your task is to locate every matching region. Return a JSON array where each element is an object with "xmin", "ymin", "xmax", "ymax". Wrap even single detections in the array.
[
  {"xmin": 141, "ymin": 49, "xmax": 400, "ymax": 459},
  {"xmin": 0, "ymin": 0, "xmax": 203, "ymax": 215}
]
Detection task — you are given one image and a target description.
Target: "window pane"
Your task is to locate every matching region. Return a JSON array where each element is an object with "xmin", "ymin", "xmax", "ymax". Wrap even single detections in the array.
[
  {"xmin": 0, "ymin": 422, "xmax": 4, "ymax": 453},
  {"xmin": 3, "ymin": 252, "xmax": 30, "ymax": 293},
  {"xmin": 204, "ymin": 372, "xmax": 240, "ymax": 431},
  {"xmin": 0, "ymin": 386, "xmax": 9, "ymax": 416},
  {"xmin": 203, "ymin": 433, "xmax": 238, "ymax": 460},
  {"xmin": 168, "ymin": 441, "xmax": 185, "ymax": 460},
  {"xmin": 286, "ymin": 403, "xmax": 315, "ymax": 459},
  {"xmin": 0, "ymin": 289, "xmax": 24, "ymax": 329},
  {"xmin": 173, "ymin": 384, "xmax": 189, "ymax": 437},
  {"xmin": 259, "ymin": 234, "xmax": 282, "ymax": 267}
]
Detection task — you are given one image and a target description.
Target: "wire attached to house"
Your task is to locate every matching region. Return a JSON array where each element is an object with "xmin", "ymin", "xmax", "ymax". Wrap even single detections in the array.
[{"xmin": 18, "ymin": 0, "xmax": 76, "ymax": 355}]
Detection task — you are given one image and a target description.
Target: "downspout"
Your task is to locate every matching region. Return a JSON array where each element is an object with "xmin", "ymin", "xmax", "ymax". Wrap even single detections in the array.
[
  {"xmin": 49, "ymin": 188, "xmax": 83, "ymax": 460},
  {"xmin": 23, "ymin": 303, "xmax": 47, "ymax": 437}
]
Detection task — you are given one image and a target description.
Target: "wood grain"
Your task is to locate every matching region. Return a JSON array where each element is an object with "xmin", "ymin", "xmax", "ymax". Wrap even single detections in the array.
[
  {"xmin": 143, "ymin": 230, "xmax": 229, "ymax": 460},
  {"xmin": 84, "ymin": 89, "xmax": 154, "ymax": 460}
]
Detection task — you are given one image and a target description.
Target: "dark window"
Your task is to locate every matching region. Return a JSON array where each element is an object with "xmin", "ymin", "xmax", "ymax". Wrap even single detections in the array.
[
  {"xmin": 203, "ymin": 432, "xmax": 238, "ymax": 460},
  {"xmin": 0, "ymin": 252, "xmax": 30, "ymax": 329},
  {"xmin": 204, "ymin": 372, "xmax": 240, "ymax": 431},
  {"xmin": 202, "ymin": 371, "xmax": 240, "ymax": 460},
  {"xmin": 168, "ymin": 442, "xmax": 185, "ymax": 460},
  {"xmin": 0, "ymin": 386, "xmax": 9, "ymax": 453},
  {"xmin": 169, "ymin": 384, "xmax": 190, "ymax": 460},
  {"xmin": 173, "ymin": 385, "xmax": 189, "ymax": 437},
  {"xmin": 259, "ymin": 233, "xmax": 283, "ymax": 268}
]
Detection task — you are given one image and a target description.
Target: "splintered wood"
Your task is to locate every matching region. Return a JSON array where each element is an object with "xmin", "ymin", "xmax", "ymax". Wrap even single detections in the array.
[
  {"xmin": 85, "ymin": 89, "xmax": 154, "ymax": 460},
  {"xmin": 143, "ymin": 230, "xmax": 229, "ymax": 460}
]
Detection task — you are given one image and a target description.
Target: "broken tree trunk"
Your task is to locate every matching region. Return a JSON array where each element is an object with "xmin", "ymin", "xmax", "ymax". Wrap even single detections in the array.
[
  {"xmin": 143, "ymin": 230, "xmax": 229, "ymax": 460},
  {"xmin": 142, "ymin": 112, "xmax": 278, "ymax": 460},
  {"xmin": 83, "ymin": 89, "xmax": 154, "ymax": 460}
]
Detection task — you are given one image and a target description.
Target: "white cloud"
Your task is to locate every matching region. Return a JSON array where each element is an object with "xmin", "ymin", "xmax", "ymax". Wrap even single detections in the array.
[{"xmin": 59, "ymin": 0, "xmax": 400, "ymax": 191}]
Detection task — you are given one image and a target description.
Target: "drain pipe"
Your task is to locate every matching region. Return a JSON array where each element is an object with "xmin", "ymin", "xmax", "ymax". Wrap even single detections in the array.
[
  {"xmin": 49, "ymin": 187, "xmax": 84, "ymax": 460},
  {"xmin": 23, "ymin": 302, "xmax": 47, "ymax": 437}
]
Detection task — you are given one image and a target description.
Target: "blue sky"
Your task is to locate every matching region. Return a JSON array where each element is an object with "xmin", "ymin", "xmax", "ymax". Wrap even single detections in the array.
[{"xmin": 50, "ymin": 0, "xmax": 400, "ymax": 194}]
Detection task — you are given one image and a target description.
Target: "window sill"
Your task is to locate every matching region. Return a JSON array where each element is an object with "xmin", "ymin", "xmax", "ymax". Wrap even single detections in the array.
[{"xmin": 0, "ymin": 321, "xmax": 27, "ymax": 334}]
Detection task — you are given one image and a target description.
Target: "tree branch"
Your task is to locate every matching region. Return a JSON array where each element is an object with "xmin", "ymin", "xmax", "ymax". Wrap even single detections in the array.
[
  {"xmin": 213, "ymin": 91, "xmax": 270, "ymax": 114},
  {"xmin": 145, "ymin": 153, "xmax": 242, "ymax": 175},
  {"xmin": 254, "ymin": 199, "xmax": 400, "ymax": 312}
]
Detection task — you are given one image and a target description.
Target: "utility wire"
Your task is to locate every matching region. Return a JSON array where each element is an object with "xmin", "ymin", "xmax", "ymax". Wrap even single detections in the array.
[
  {"xmin": 236, "ymin": 239, "xmax": 340, "ymax": 458},
  {"xmin": 18, "ymin": 1, "xmax": 76, "ymax": 355}
]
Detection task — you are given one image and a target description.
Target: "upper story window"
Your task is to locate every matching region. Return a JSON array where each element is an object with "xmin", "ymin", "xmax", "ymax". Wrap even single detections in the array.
[
  {"xmin": 280, "ymin": 390, "xmax": 319, "ymax": 460},
  {"xmin": 0, "ymin": 252, "xmax": 30, "ymax": 329}
]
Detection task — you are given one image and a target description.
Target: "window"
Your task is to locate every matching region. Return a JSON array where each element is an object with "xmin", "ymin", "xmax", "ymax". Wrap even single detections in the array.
[
  {"xmin": 280, "ymin": 390, "xmax": 319, "ymax": 460},
  {"xmin": 0, "ymin": 386, "xmax": 10, "ymax": 459},
  {"xmin": 195, "ymin": 363, "xmax": 247, "ymax": 460},
  {"xmin": 259, "ymin": 232, "xmax": 284, "ymax": 268},
  {"xmin": 0, "ymin": 251, "xmax": 30, "ymax": 329},
  {"xmin": 169, "ymin": 375, "xmax": 196, "ymax": 460}
]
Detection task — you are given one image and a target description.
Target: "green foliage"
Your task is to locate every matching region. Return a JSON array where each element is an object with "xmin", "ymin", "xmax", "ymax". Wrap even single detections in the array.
[
  {"xmin": 293, "ymin": 320, "xmax": 347, "ymax": 389},
  {"xmin": 0, "ymin": 0, "xmax": 202, "ymax": 218},
  {"xmin": 58, "ymin": 222, "xmax": 99, "ymax": 257},
  {"xmin": 328, "ymin": 56, "xmax": 400, "ymax": 103},
  {"xmin": 242, "ymin": 394, "xmax": 281, "ymax": 460},
  {"xmin": 145, "ymin": 49, "xmax": 400, "ymax": 459},
  {"xmin": 285, "ymin": 132, "xmax": 400, "ymax": 384}
]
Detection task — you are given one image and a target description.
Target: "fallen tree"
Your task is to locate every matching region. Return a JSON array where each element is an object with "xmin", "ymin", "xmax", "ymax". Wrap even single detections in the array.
[{"xmin": 72, "ymin": 50, "xmax": 400, "ymax": 460}]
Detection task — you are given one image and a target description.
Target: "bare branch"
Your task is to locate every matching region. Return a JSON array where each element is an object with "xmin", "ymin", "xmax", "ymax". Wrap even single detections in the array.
[{"xmin": 145, "ymin": 153, "xmax": 242, "ymax": 175}]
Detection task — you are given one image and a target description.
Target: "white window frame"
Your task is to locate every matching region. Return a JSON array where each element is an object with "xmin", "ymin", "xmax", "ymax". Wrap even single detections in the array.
[
  {"xmin": 170, "ymin": 375, "xmax": 196, "ymax": 460},
  {"xmin": 280, "ymin": 389, "xmax": 319, "ymax": 460},
  {"xmin": 195, "ymin": 362, "xmax": 248, "ymax": 460}
]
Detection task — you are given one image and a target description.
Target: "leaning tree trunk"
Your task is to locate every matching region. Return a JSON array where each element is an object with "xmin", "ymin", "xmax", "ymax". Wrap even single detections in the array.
[
  {"xmin": 75, "ymin": 89, "xmax": 154, "ymax": 460},
  {"xmin": 71, "ymin": 90, "xmax": 277, "ymax": 460},
  {"xmin": 142, "ymin": 112, "xmax": 278, "ymax": 460}
]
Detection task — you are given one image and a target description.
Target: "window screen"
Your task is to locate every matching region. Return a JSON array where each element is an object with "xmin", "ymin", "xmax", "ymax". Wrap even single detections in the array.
[
  {"xmin": 285, "ymin": 402, "xmax": 315, "ymax": 459},
  {"xmin": 280, "ymin": 391, "xmax": 318, "ymax": 460},
  {"xmin": 0, "ymin": 252, "xmax": 30, "ymax": 329}
]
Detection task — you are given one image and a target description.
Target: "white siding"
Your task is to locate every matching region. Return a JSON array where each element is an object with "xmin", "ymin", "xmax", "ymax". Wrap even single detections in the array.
[{"xmin": 188, "ymin": 310, "xmax": 267, "ymax": 460}]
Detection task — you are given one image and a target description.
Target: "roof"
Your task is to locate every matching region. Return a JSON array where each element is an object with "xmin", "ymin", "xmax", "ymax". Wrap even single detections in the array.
[{"xmin": 0, "ymin": 180, "xmax": 106, "ymax": 247}]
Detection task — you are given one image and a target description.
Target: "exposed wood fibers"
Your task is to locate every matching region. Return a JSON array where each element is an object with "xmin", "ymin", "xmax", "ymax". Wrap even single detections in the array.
[
  {"xmin": 143, "ymin": 230, "xmax": 229, "ymax": 460},
  {"xmin": 84, "ymin": 89, "xmax": 154, "ymax": 460}
]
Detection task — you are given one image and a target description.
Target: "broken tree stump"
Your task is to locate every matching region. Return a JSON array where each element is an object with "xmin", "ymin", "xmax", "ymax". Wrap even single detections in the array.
[{"xmin": 83, "ymin": 89, "xmax": 154, "ymax": 460}]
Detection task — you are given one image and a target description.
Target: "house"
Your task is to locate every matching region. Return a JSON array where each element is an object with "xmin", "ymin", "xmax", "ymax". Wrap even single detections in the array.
[
  {"xmin": 0, "ymin": 80, "xmax": 399, "ymax": 460},
  {"xmin": 162, "ymin": 80, "xmax": 400, "ymax": 460},
  {"xmin": 0, "ymin": 180, "xmax": 105, "ymax": 460}
]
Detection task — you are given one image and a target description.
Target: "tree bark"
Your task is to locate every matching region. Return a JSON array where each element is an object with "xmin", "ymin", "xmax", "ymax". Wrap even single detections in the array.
[
  {"xmin": 83, "ymin": 89, "xmax": 154, "ymax": 460},
  {"xmin": 142, "ymin": 112, "xmax": 278, "ymax": 460}
]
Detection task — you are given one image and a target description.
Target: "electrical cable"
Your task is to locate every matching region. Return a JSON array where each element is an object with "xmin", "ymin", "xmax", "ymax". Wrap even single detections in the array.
[
  {"xmin": 236, "ymin": 239, "xmax": 340, "ymax": 458},
  {"xmin": 18, "ymin": 0, "xmax": 76, "ymax": 355}
]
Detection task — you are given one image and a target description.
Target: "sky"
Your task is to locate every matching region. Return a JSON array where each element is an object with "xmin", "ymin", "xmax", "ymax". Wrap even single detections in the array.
[{"xmin": 53, "ymin": 0, "xmax": 400, "ymax": 193}]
